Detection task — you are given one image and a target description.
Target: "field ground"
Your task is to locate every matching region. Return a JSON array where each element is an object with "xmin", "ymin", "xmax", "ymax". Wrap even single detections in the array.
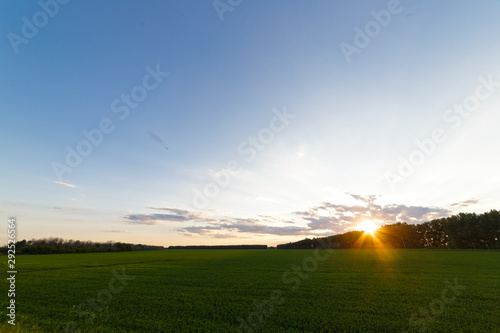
[{"xmin": 1, "ymin": 249, "xmax": 499, "ymax": 332}]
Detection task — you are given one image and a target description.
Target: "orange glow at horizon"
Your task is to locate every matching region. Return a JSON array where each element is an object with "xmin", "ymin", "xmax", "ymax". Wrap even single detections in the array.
[{"xmin": 359, "ymin": 220, "xmax": 379, "ymax": 235}]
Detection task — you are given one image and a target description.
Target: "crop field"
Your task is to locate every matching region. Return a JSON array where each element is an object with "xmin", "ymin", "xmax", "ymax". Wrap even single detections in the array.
[{"xmin": 1, "ymin": 249, "xmax": 499, "ymax": 332}]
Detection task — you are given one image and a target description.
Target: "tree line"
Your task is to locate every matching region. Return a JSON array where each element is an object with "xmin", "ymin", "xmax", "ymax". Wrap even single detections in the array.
[
  {"xmin": 1, "ymin": 237, "xmax": 164, "ymax": 255},
  {"xmin": 277, "ymin": 210, "xmax": 500, "ymax": 250},
  {"xmin": 168, "ymin": 245, "xmax": 267, "ymax": 250}
]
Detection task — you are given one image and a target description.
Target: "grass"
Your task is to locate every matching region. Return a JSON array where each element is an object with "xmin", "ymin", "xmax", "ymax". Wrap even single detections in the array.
[{"xmin": 0, "ymin": 249, "xmax": 499, "ymax": 332}]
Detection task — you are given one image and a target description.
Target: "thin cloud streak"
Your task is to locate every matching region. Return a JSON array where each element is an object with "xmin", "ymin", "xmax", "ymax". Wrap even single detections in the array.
[
  {"xmin": 51, "ymin": 206, "xmax": 94, "ymax": 212},
  {"xmin": 449, "ymin": 198, "xmax": 479, "ymax": 208},
  {"xmin": 53, "ymin": 181, "xmax": 77, "ymax": 188}
]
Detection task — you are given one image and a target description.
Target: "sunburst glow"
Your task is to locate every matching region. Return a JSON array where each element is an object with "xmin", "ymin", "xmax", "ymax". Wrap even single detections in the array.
[{"xmin": 359, "ymin": 221, "xmax": 378, "ymax": 235}]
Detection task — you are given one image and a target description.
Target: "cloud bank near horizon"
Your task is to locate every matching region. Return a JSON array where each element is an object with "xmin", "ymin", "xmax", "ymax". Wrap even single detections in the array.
[{"xmin": 122, "ymin": 194, "xmax": 455, "ymax": 238}]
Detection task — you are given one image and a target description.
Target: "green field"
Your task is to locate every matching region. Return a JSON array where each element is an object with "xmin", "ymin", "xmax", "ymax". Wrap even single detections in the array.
[{"xmin": 1, "ymin": 249, "xmax": 499, "ymax": 332}]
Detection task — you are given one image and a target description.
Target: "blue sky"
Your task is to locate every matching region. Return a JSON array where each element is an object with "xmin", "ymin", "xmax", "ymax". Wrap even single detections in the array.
[{"xmin": 1, "ymin": 0, "xmax": 500, "ymax": 246}]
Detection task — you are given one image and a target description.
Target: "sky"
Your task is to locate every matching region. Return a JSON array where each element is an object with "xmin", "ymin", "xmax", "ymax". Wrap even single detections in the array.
[{"xmin": 1, "ymin": 0, "xmax": 500, "ymax": 247}]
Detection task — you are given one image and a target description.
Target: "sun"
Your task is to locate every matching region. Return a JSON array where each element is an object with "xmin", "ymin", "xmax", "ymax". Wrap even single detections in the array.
[{"xmin": 359, "ymin": 220, "xmax": 378, "ymax": 235}]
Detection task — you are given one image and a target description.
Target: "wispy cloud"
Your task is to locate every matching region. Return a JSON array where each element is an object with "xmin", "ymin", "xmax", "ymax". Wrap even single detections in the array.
[
  {"xmin": 258, "ymin": 215, "xmax": 295, "ymax": 224},
  {"xmin": 147, "ymin": 207, "xmax": 206, "ymax": 219},
  {"xmin": 123, "ymin": 207, "xmax": 212, "ymax": 225},
  {"xmin": 51, "ymin": 206, "xmax": 94, "ymax": 212},
  {"xmin": 124, "ymin": 214, "xmax": 185, "ymax": 225},
  {"xmin": 449, "ymin": 198, "xmax": 479, "ymax": 208},
  {"xmin": 180, "ymin": 222, "xmax": 309, "ymax": 237},
  {"xmin": 53, "ymin": 181, "xmax": 77, "ymax": 188},
  {"xmin": 213, "ymin": 233, "xmax": 236, "ymax": 239},
  {"xmin": 221, "ymin": 221, "xmax": 308, "ymax": 236},
  {"xmin": 104, "ymin": 230, "xmax": 130, "ymax": 233}
]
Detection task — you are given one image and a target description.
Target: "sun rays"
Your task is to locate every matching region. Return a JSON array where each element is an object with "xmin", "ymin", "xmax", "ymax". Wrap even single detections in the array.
[{"xmin": 359, "ymin": 220, "xmax": 379, "ymax": 235}]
